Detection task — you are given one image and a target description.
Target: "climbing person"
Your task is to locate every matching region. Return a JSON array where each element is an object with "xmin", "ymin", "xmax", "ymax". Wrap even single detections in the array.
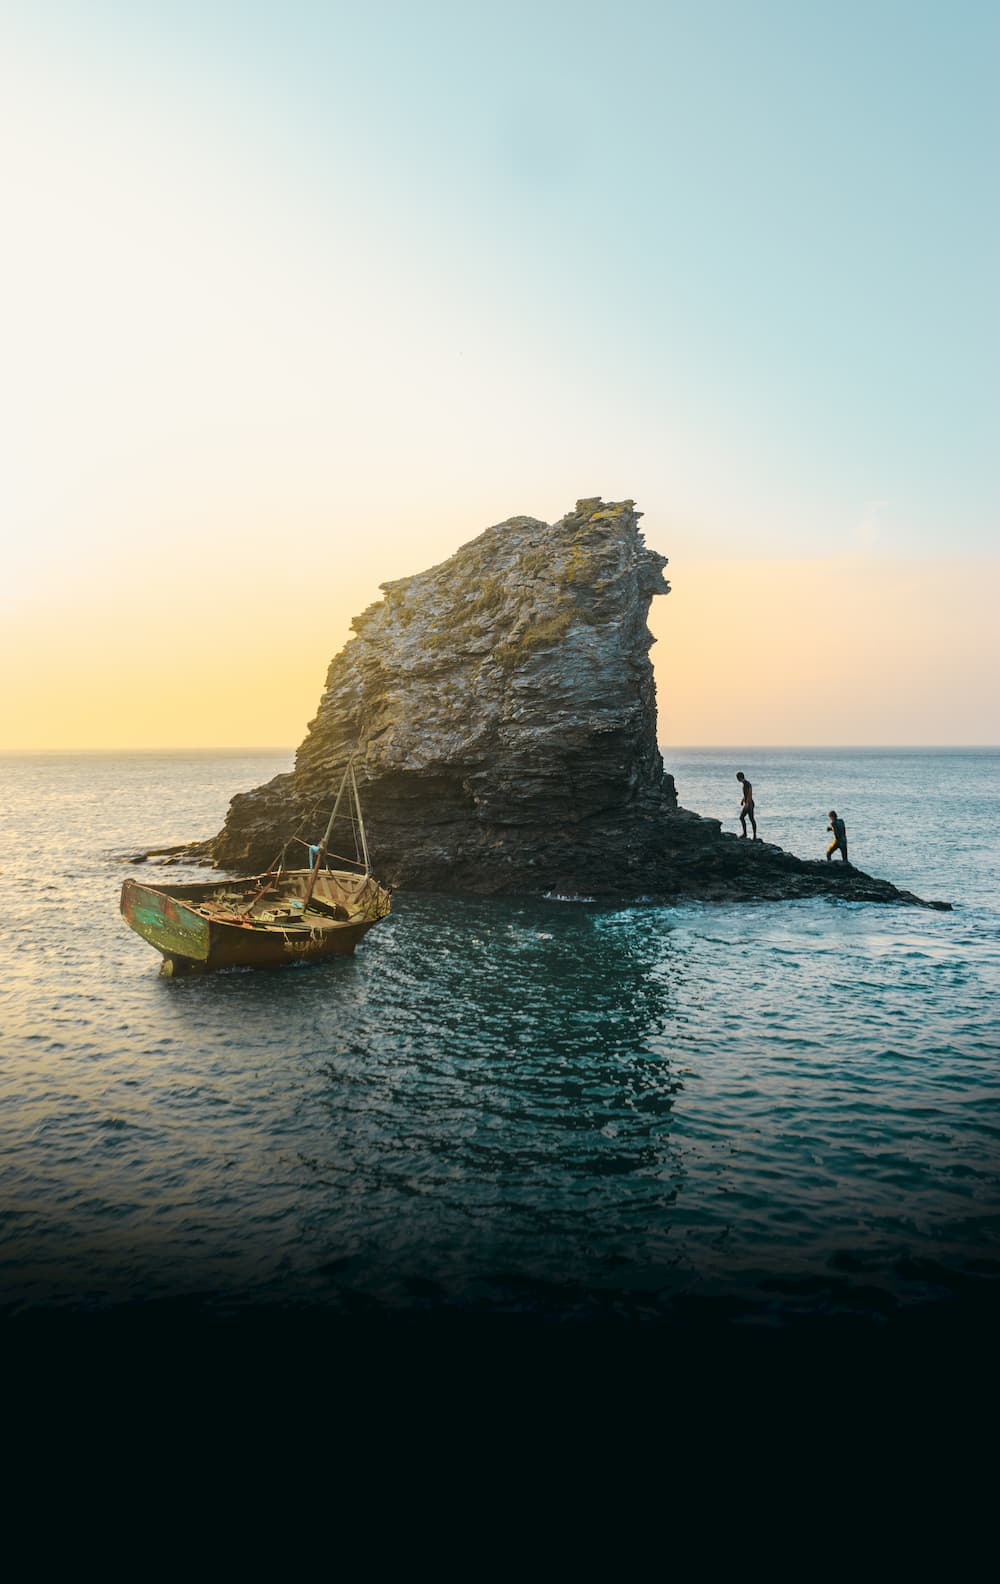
[
  {"xmin": 826, "ymin": 810, "xmax": 848, "ymax": 863},
  {"xmin": 736, "ymin": 771, "xmax": 757, "ymax": 840}
]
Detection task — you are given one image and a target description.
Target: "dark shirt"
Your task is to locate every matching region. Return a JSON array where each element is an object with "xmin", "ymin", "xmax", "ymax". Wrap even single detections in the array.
[
  {"xmin": 831, "ymin": 817, "xmax": 846, "ymax": 843},
  {"xmin": 741, "ymin": 780, "xmax": 753, "ymax": 805}
]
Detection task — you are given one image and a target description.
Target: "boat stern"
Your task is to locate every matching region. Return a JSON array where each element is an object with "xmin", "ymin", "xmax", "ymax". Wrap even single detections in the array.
[{"xmin": 120, "ymin": 878, "xmax": 211, "ymax": 966}]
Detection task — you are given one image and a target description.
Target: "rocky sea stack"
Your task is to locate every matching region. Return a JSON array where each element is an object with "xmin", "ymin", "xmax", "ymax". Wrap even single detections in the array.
[{"xmin": 190, "ymin": 498, "xmax": 945, "ymax": 910}]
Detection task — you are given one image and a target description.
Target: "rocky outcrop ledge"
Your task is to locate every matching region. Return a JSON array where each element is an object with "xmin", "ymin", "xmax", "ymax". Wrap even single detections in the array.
[{"xmin": 155, "ymin": 498, "xmax": 948, "ymax": 911}]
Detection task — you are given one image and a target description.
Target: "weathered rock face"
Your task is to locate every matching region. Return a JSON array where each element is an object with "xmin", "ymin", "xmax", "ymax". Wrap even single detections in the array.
[
  {"xmin": 202, "ymin": 497, "xmax": 947, "ymax": 910},
  {"xmin": 214, "ymin": 497, "xmax": 672, "ymax": 891}
]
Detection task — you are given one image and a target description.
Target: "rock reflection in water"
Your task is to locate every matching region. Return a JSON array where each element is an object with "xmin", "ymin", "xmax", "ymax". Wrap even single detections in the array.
[{"xmin": 287, "ymin": 897, "xmax": 686, "ymax": 1315}]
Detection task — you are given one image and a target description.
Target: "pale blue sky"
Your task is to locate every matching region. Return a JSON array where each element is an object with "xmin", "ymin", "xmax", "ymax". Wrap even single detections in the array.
[{"xmin": 9, "ymin": 0, "xmax": 994, "ymax": 555}]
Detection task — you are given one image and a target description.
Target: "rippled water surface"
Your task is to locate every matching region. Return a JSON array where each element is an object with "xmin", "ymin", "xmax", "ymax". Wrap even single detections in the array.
[{"xmin": 1, "ymin": 748, "xmax": 998, "ymax": 1328}]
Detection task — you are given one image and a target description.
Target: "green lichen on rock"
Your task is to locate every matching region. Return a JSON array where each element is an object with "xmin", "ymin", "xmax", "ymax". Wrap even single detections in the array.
[
  {"xmin": 465, "ymin": 576, "xmax": 505, "ymax": 617},
  {"xmin": 520, "ymin": 608, "xmax": 576, "ymax": 648},
  {"xmin": 494, "ymin": 607, "xmax": 576, "ymax": 666}
]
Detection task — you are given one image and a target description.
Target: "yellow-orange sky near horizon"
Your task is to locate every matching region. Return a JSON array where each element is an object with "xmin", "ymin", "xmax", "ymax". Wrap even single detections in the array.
[
  {"xmin": 3, "ymin": 544, "xmax": 997, "ymax": 751},
  {"xmin": 651, "ymin": 557, "xmax": 1000, "ymax": 747}
]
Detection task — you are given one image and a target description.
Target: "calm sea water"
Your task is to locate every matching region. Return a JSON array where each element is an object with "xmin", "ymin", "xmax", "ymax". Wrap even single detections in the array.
[{"xmin": 1, "ymin": 747, "xmax": 998, "ymax": 1331}]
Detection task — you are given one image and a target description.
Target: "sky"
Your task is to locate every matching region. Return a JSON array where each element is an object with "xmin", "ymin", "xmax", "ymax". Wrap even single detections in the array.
[{"xmin": 2, "ymin": 0, "xmax": 997, "ymax": 748}]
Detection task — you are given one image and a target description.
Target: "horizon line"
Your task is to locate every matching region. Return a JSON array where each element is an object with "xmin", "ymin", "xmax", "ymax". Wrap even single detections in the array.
[{"xmin": 1, "ymin": 743, "xmax": 998, "ymax": 756}]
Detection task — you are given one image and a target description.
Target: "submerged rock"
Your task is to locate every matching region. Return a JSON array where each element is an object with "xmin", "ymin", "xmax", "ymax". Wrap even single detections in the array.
[{"xmin": 201, "ymin": 498, "xmax": 948, "ymax": 911}]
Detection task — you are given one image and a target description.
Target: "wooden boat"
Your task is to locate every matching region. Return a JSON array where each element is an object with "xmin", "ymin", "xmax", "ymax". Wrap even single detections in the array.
[{"xmin": 120, "ymin": 761, "xmax": 392, "ymax": 975}]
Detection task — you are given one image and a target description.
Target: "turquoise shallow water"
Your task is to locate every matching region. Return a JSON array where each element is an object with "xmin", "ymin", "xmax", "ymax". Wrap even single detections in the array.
[{"xmin": 0, "ymin": 748, "xmax": 998, "ymax": 1329}]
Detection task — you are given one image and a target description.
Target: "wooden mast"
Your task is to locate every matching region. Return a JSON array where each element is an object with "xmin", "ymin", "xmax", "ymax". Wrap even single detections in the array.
[
  {"xmin": 301, "ymin": 759, "xmax": 353, "ymax": 912},
  {"xmin": 351, "ymin": 762, "xmax": 371, "ymax": 876}
]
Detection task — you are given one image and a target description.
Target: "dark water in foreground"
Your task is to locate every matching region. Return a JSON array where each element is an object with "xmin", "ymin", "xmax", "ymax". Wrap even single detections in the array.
[{"xmin": 1, "ymin": 748, "xmax": 998, "ymax": 1333}]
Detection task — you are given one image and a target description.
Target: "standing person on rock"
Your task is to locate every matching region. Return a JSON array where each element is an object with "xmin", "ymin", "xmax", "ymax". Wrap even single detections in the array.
[
  {"xmin": 736, "ymin": 771, "xmax": 757, "ymax": 840},
  {"xmin": 826, "ymin": 810, "xmax": 849, "ymax": 863}
]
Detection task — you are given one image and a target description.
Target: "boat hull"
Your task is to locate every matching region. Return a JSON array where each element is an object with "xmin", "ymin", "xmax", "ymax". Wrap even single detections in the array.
[{"xmin": 121, "ymin": 869, "xmax": 391, "ymax": 974}]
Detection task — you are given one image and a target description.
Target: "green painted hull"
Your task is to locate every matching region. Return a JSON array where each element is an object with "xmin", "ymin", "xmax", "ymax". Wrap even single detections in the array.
[{"xmin": 121, "ymin": 868, "xmax": 391, "ymax": 974}]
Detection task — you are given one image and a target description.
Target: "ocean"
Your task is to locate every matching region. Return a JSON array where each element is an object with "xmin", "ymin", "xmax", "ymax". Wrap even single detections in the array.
[{"xmin": 1, "ymin": 747, "xmax": 998, "ymax": 1335}]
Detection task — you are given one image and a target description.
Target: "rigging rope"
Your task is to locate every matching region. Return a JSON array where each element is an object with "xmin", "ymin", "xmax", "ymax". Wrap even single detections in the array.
[{"xmin": 255, "ymin": 760, "xmax": 368, "ymax": 881}]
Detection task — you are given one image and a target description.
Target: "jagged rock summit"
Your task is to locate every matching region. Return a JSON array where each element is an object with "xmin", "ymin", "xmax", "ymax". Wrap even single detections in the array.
[{"xmin": 195, "ymin": 497, "xmax": 946, "ymax": 910}]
